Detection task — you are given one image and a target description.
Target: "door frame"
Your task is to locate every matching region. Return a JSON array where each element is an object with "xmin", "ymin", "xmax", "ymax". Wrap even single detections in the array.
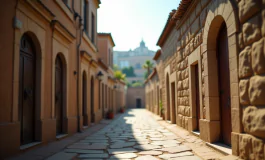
[
  {"xmin": 202, "ymin": 7, "xmax": 240, "ymax": 144},
  {"xmin": 17, "ymin": 32, "xmax": 43, "ymax": 145}
]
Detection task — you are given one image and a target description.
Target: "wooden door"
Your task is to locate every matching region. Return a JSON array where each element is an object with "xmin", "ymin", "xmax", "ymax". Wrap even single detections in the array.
[
  {"xmin": 90, "ymin": 77, "xmax": 95, "ymax": 123},
  {"xmin": 55, "ymin": 57, "xmax": 63, "ymax": 135},
  {"xmin": 217, "ymin": 24, "xmax": 232, "ymax": 145},
  {"xmin": 83, "ymin": 73, "xmax": 88, "ymax": 126},
  {"xmin": 171, "ymin": 82, "xmax": 176, "ymax": 124},
  {"xmin": 166, "ymin": 75, "xmax": 170, "ymax": 120},
  {"xmin": 19, "ymin": 35, "xmax": 35, "ymax": 145},
  {"xmin": 195, "ymin": 64, "xmax": 200, "ymax": 131}
]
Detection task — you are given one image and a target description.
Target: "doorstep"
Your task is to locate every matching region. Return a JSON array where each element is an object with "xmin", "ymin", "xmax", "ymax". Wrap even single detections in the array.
[
  {"xmin": 20, "ymin": 141, "xmax": 41, "ymax": 150},
  {"xmin": 206, "ymin": 142, "xmax": 232, "ymax": 155},
  {"xmin": 191, "ymin": 131, "xmax": 200, "ymax": 137},
  {"xmin": 56, "ymin": 134, "xmax": 68, "ymax": 140}
]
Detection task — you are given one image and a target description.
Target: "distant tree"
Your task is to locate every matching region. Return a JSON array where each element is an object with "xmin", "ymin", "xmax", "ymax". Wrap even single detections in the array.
[
  {"xmin": 113, "ymin": 64, "xmax": 119, "ymax": 71},
  {"xmin": 142, "ymin": 60, "xmax": 154, "ymax": 77},
  {"xmin": 131, "ymin": 81, "xmax": 143, "ymax": 87},
  {"xmin": 122, "ymin": 66, "xmax": 136, "ymax": 77},
  {"xmin": 144, "ymin": 71, "xmax": 148, "ymax": 79},
  {"xmin": 114, "ymin": 70, "xmax": 126, "ymax": 81}
]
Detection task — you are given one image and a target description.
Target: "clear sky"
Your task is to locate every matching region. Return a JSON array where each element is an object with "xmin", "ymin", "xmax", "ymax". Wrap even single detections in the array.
[{"xmin": 98, "ymin": 0, "xmax": 180, "ymax": 51}]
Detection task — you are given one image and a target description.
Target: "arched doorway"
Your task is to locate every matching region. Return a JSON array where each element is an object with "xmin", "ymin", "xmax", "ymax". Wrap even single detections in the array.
[
  {"xmin": 90, "ymin": 76, "xmax": 95, "ymax": 123},
  {"xmin": 217, "ymin": 23, "xmax": 232, "ymax": 145},
  {"xmin": 19, "ymin": 34, "xmax": 36, "ymax": 145},
  {"xmin": 166, "ymin": 74, "xmax": 170, "ymax": 121},
  {"xmin": 55, "ymin": 56, "xmax": 64, "ymax": 135},
  {"xmin": 82, "ymin": 71, "xmax": 88, "ymax": 126}
]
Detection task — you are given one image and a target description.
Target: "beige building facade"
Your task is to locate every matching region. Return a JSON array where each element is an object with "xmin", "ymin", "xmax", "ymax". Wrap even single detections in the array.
[
  {"xmin": 126, "ymin": 87, "xmax": 145, "ymax": 109},
  {"xmin": 0, "ymin": 0, "xmax": 126, "ymax": 158},
  {"xmin": 145, "ymin": 0, "xmax": 265, "ymax": 159}
]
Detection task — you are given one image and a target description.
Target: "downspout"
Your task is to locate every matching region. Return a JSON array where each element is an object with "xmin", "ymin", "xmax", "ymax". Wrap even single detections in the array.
[{"xmin": 73, "ymin": 1, "xmax": 82, "ymax": 133}]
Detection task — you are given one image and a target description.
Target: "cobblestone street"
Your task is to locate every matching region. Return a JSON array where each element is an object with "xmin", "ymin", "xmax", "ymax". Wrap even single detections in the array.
[{"xmin": 40, "ymin": 109, "xmax": 230, "ymax": 160}]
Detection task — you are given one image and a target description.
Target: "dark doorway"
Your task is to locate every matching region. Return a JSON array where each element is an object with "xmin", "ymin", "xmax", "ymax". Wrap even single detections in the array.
[
  {"xmin": 171, "ymin": 82, "xmax": 176, "ymax": 124},
  {"xmin": 91, "ymin": 77, "xmax": 95, "ymax": 123},
  {"xmin": 195, "ymin": 64, "xmax": 200, "ymax": 131},
  {"xmin": 217, "ymin": 23, "xmax": 232, "ymax": 145},
  {"xmin": 55, "ymin": 56, "xmax": 64, "ymax": 135},
  {"xmin": 82, "ymin": 72, "xmax": 88, "ymax": 126},
  {"xmin": 166, "ymin": 74, "xmax": 170, "ymax": 121},
  {"xmin": 19, "ymin": 34, "xmax": 36, "ymax": 145},
  {"xmin": 136, "ymin": 98, "xmax": 141, "ymax": 108}
]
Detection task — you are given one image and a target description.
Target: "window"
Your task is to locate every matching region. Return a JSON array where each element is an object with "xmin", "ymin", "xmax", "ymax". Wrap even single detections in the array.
[
  {"xmin": 83, "ymin": 0, "xmax": 89, "ymax": 34},
  {"xmin": 91, "ymin": 13, "xmax": 95, "ymax": 43}
]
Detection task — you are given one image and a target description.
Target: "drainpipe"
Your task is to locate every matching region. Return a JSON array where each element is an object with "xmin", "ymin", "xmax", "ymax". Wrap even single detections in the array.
[{"xmin": 73, "ymin": 1, "xmax": 82, "ymax": 133}]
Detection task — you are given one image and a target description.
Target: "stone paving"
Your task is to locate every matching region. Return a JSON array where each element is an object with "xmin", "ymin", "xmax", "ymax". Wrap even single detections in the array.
[{"xmin": 46, "ymin": 109, "xmax": 227, "ymax": 160}]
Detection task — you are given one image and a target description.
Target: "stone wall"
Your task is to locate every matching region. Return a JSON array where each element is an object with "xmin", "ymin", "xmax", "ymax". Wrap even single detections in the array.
[
  {"xmin": 146, "ymin": 0, "xmax": 265, "ymax": 158},
  {"xmin": 237, "ymin": 0, "xmax": 265, "ymax": 159}
]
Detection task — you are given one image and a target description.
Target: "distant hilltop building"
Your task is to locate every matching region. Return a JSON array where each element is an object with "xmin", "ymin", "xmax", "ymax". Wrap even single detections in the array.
[{"xmin": 114, "ymin": 40, "xmax": 155, "ymax": 82}]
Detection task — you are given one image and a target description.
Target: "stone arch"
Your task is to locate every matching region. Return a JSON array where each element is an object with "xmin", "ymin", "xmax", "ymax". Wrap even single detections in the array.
[{"xmin": 201, "ymin": 0, "xmax": 240, "ymax": 144}]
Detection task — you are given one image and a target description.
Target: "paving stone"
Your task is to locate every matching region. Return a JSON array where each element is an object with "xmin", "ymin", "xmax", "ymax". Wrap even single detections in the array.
[
  {"xmin": 151, "ymin": 140, "xmax": 181, "ymax": 146},
  {"xmin": 135, "ymin": 155, "xmax": 159, "ymax": 160},
  {"xmin": 134, "ymin": 144, "xmax": 161, "ymax": 150},
  {"xmin": 78, "ymin": 153, "xmax": 109, "ymax": 158},
  {"xmin": 110, "ymin": 142, "xmax": 135, "ymax": 148},
  {"xmin": 46, "ymin": 151, "xmax": 77, "ymax": 160},
  {"xmin": 80, "ymin": 139, "xmax": 108, "ymax": 143},
  {"xmin": 138, "ymin": 151, "xmax": 163, "ymax": 156},
  {"xmin": 170, "ymin": 156, "xmax": 202, "ymax": 160},
  {"xmin": 64, "ymin": 149, "xmax": 104, "ymax": 154},
  {"xmin": 159, "ymin": 152, "xmax": 194, "ymax": 159},
  {"xmin": 67, "ymin": 143, "xmax": 108, "ymax": 150},
  {"xmin": 107, "ymin": 148, "xmax": 138, "ymax": 154},
  {"xmin": 160, "ymin": 145, "xmax": 192, "ymax": 153},
  {"xmin": 109, "ymin": 153, "xmax": 138, "ymax": 159},
  {"xmin": 163, "ymin": 143, "xmax": 180, "ymax": 147}
]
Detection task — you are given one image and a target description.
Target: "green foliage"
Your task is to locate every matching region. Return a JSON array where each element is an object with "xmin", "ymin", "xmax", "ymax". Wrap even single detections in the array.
[
  {"xmin": 159, "ymin": 101, "xmax": 164, "ymax": 114},
  {"xmin": 142, "ymin": 60, "xmax": 154, "ymax": 79},
  {"xmin": 114, "ymin": 70, "xmax": 126, "ymax": 81},
  {"xmin": 131, "ymin": 81, "xmax": 143, "ymax": 87},
  {"xmin": 144, "ymin": 71, "xmax": 148, "ymax": 79},
  {"xmin": 113, "ymin": 64, "xmax": 119, "ymax": 71},
  {"xmin": 121, "ymin": 66, "xmax": 136, "ymax": 77}
]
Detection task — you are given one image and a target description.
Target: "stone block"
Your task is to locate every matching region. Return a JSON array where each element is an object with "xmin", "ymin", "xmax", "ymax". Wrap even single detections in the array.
[
  {"xmin": 239, "ymin": 79, "xmax": 250, "ymax": 105},
  {"xmin": 239, "ymin": 46, "xmax": 252, "ymax": 78},
  {"xmin": 185, "ymin": 116, "xmax": 188, "ymax": 129},
  {"xmin": 231, "ymin": 132, "xmax": 239, "ymax": 156},
  {"xmin": 239, "ymin": 134, "xmax": 252, "ymax": 160},
  {"xmin": 177, "ymin": 71, "xmax": 182, "ymax": 81},
  {"xmin": 242, "ymin": 106, "xmax": 265, "ymax": 139},
  {"xmin": 252, "ymin": 136, "xmax": 264, "ymax": 160},
  {"xmin": 249, "ymin": 76, "xmax": 265, "ymax": 105},
  {"xmin": 242, "ymin": 15, "xmax": 261, "ymax": 46},
  {"xmin": 184, "ymin": 106, "xmax": 190, "ymax": 116},
  {"xmin": 208, "ymin": 120, "xmax": 220, "ymax": 143},
  {"xmin": 239, "ymin": 0, "xmax": 260, "ymax": 23},
  {"xmin": 205, "ymin": 97, "xmax": 220, "ymax": 121},
  {"xmin": 252, "ymin": 38, "xmax": 265, "ymax": 74},
  {"xmin": 262, "ymin": 11, "xmax": 265, "ymax": 37},
  {"xmin": 231, "ymin": 107, "xmax": 242, "ymax": 133},
  {"xmin": 199, "ymin": 119, "xmax": 208, "ymax": 141},
  {"xmin": 178, "ymin": 106, "xmax": 185, "ymax": 115},
  {"xmin": 238, "ymin": 32, "xmax": 244, "ymax": 50}
]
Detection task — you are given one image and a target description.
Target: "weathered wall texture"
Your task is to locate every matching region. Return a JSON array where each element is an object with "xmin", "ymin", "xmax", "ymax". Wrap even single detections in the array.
[
  {"xmin": 0, "ymin": 0, "xmax": 126, "ymax": 158},
  {"xmin": 145, "ymin": 0, "xmax": 265, "ymax": 158}
]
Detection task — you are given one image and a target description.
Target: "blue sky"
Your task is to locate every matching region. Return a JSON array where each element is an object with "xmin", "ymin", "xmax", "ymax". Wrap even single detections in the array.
[{"xmin": 98, "ymin": 0, "xmax": 180, "ymax": 51}]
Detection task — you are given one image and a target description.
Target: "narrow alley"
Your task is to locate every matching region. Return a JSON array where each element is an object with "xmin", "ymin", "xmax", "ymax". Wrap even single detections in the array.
[{"xmin": 12, "ymin": 109, "xmax": 232, "ymax": 160}]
